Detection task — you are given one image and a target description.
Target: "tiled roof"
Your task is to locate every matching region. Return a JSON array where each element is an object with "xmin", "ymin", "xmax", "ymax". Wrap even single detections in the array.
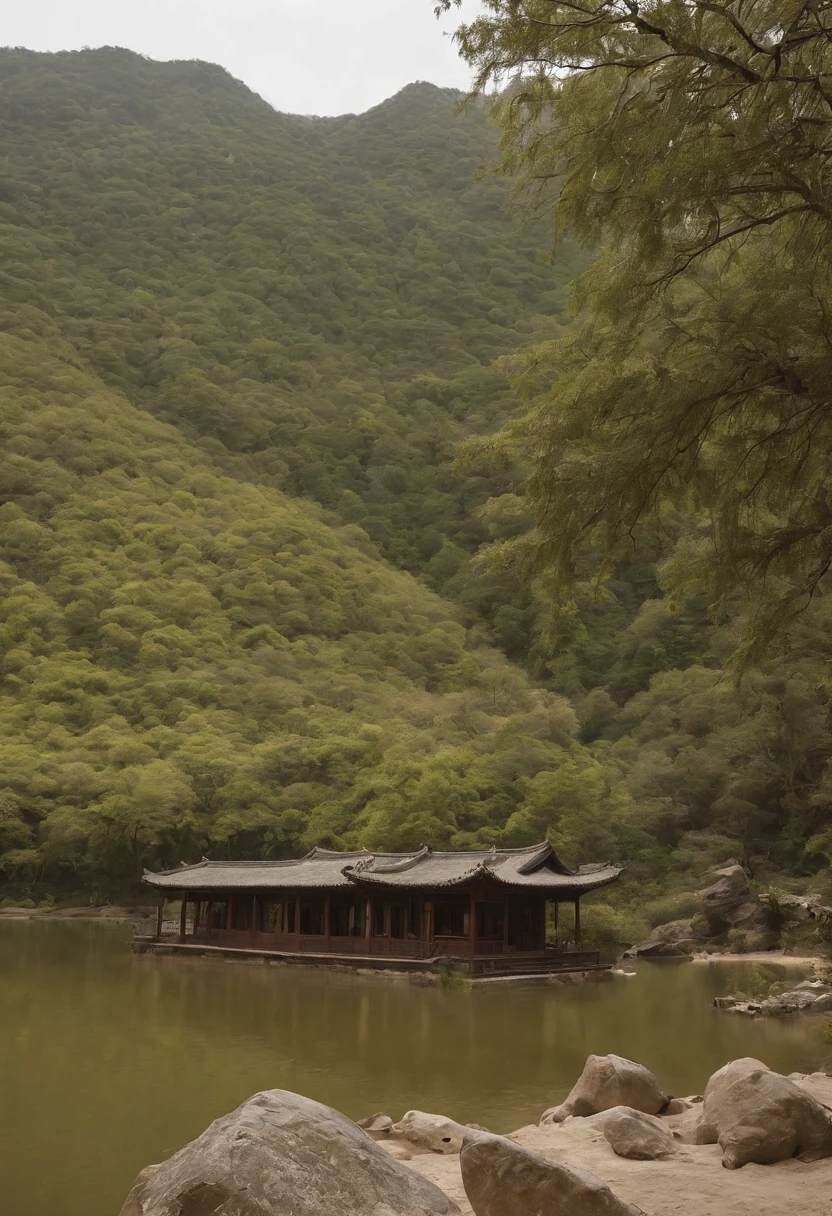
[{"xmin": 142, "ymin": 843, "xmax": 621, "ymax": 895}]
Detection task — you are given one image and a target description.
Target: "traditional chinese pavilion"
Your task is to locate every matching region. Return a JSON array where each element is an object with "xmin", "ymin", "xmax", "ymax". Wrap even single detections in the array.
[{"xmin": 138, "ymin": 842, "xmax": 621, "ymax": 978}]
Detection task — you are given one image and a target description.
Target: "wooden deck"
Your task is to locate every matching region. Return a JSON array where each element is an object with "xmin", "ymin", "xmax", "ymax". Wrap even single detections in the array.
[{"xmin": 132, "ymin": 929, "xmax": 608, "ymax": 979}]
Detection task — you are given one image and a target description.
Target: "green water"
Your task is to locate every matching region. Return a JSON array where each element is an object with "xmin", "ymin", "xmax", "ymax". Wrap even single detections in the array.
[{"xmin": 0, "ymin": 920, "xmax": 827, "ymax": 1216}]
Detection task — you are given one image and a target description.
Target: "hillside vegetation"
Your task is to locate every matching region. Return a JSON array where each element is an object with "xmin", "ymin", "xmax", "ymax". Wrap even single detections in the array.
[{"xmin": 0, "ymin": 47, "xmax": 830, "ymax": 924}]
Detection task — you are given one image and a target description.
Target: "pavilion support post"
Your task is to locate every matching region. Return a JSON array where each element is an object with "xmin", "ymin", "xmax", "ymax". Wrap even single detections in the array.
[
  {"xmin": 252, "ymin": 894, "xmax": 259, "ymax": 933},
  {"xmin": 155, "ymin": 897, "xmax": 163, "ymax": 940},
  {"xmin": 205, "ymin": 901, "xmax": 213, "ymax": 940},
  {"xmin": 225, "ymin": 897, "xmax": 233, "ymax": 931},
  {"xmin": 365, "ymin": 898, "xmax": 372, "ymax": 952},
  {"xmin": 179, "ymin": 896, "xmax": 187, "ymax": 941},
  {"xmin": 468, "ymin": 892, "xmax": 477, "ymax": 963},
  {"xmin": 553, "ymin": 900, "xmax": 559, "ymax": 948},
  {"xmin": 193, "ymin": 900, "xmax": 200, "ymax": 937},
  {"xmin": 324, "ymin": 891, "xmax": 331, "ymax": 951},
  {"xmin": 574, "ymin": 897, "xmax": 581, "ymax": 947},
  {"xmin": 502, "ymin": 897, "xmax": 509, "ymax": 954}
]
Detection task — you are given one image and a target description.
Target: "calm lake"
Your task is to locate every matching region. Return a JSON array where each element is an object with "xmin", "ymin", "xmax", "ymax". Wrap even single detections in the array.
[{"xmin": 1, "ymin": 920, "xmax": 827, "ymax": 1216}]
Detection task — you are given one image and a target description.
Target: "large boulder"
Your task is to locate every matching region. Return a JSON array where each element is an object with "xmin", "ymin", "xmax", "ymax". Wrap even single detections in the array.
[
  {"xmin": 390, "ymin": 1110, "xmax": 486, "ymax": 1154},
  {"xmin": 693, "ymin": 1058, "xmax": 832, "ymax": 1168},
  {"xmin": 119, "ymin": 1089, "xmax": 460, "ymax": 1216},
  {"xmin": 623, "ymin": 920, "xmax": 696, "ymax": 960},
  {"xmin": 584, "ymin": 1107, "xmax": 676, "ymax": 1160},
  {"xmin": 541, "ymin": 1054, "xmax": 669, "ymax": 1124},
  {"xmin": 460, "ymin": 1134, "xmax": 645, "ymax": 1216},
  {"xmin": 696, "ymin": 862, "xmax": 777, "ymax": 949}
]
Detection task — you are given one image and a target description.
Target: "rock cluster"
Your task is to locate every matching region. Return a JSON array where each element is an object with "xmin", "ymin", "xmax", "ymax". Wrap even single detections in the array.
[
  {"xmin": 626, "ymin": 861, "xmax": 778, "ymax": 958},
  {"xmin": 626, "ymin": 864, "xmax": 832, "ymax": 961},
  {"xmin": 715, "ymin": 976, "xmax": 832, "ymax": 1017},
  {"xmin": 536, "ymin": 1053, "xmax": 832, "ymax": 1173},
  {"xmin": 120, "ymin": 1054, "xmax": 832, "ymax": 1216},
  {"xmin": 540, "ymin": 1054, "xmax": 669, "ymax": 1124}
]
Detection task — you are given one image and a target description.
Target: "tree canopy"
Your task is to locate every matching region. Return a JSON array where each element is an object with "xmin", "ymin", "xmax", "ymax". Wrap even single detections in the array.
[{"xmin": 442, "ymin": 0, "xmax": 832, "ymax": 658}]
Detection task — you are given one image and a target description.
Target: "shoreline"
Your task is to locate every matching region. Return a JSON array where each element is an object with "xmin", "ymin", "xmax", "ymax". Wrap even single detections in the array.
[{"xmin": 690, "ymin": 950, "xmax": 824, "ymax": 966}]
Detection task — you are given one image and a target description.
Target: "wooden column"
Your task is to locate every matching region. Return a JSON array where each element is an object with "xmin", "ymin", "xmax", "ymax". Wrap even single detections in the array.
[
  {"xmin": 468, "ymin": 892, "xmax": 477, "ymax": 960},
  {"xmin": 193, "ymin": 900, "xmax": 201, "ymax": 936},
  {"xmin": 205, "ymin": 901, "xmax": 213, "ymax": 939},
  {"xmin": 179, "ymin": 896, "xmax": 187, "ymax": 941},
  {"xmin": 553, "ymin": 900, "xmax": 559, "ymax": 948},
  {"xmin": 252, "ymin": 894, "xmax": 259, "ymax": 932},
  {"xmin": 365, "ymin": 898, "xmax": 372, "ymax": 951},
  {"xmin": 324, "ymin": 891, "xmax": 331, "ymax": 951},
  {"xmin": 155, "ymin": 898, "xmax": 163, "ymax": 939},
  {"xmin": 574, "ymin": 897, "xmax": 581, "ymax": 947},
  {"xmin": 225, "ymin": 897, "xmax": 234, "ymax": 931},
  {"xmin": 502, "ymin": 897, "xmax": 509, "ymax": 954}
]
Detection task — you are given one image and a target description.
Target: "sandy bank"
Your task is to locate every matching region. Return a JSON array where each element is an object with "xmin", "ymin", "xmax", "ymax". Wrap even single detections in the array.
[
  {"xmin": 392, "ymin": 1073, "xmax": 832, "ymax": 1216},
  {"xmin": 691, "ymin": 950, "xmax": 824, "ymax": 966}
]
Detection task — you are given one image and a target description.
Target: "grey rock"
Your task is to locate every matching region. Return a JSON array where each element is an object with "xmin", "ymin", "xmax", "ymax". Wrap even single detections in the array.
[
  {"xmin": 810, "ymin": 993, "xmax": 832, "ymax": 1015},
  {"xmin": 793, "ymin": 979, "xmax": 831, "ymax": 993},
  {"xmin": 769, "ymin": 893, "xmax": 832, "ymax": 925},
  {"xmin": 623, "ymin": 920, "xmax": 696, "ymax": 960},
  {"xmin": 357, "ymin": 1112, "xmax": 394, "ymax": 1135},
  {"xmin": 586, "ymin": 1107, "xmax": 676, "ymax": 1159},
  {"xmin": 697, "ymin": 863, "xmax": 778, "ymax": 949},
  {"xmin": 119, "ymin": 1089, "xmax": 460, "ymax": 1215},
  {"xmin": 693, "ymin": 1058, "xmax": 832, "ymax": 1169},
  {"xmin": 541, "ymin": 1054, "xmax": 668, "ymax": 1124},
  {"xmin": 761, "ymin": 988, "xmax": 821, "ymax": 1015},
  {"xmin": 460, "ymin": 1134, "xmax": 645, "ymax": 1216},
  {"xmin": 662, "ymin": 1097, "xmax": 697, "ymax": 1115},
  {"xmin": 391, "ymin": 1110, "xmax": 486, "ymax": 1154},
  {"xmin": 699, "ymin": 862, "xmax": 750, "ymax": 913}
]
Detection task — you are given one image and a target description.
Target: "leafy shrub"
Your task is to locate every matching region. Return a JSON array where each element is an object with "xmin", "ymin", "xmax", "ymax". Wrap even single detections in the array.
[
  {"xmin": 554, "ymin": 901, "xmax": 648, "ymax": 957},
  {"xmin": 643, "ymin": 891, "xmax": 699, "ymax": 929}
]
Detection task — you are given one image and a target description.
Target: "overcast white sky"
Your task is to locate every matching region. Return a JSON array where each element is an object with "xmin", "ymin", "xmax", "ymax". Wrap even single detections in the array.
[{"xmin": 4, "ymin": 0, "xmax": 483, "ymax": 116}]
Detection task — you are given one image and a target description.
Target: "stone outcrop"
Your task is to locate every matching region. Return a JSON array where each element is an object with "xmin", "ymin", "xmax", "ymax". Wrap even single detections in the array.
[
  {"xmin": 540, "ymin": 1054, "xmax": 668, "ymax": 1124},
  {"xmin": 622, "ymin": 919, "xmax": 697, "ymax": 960},
  {"xmin": 715, "ymin": 977, "xmax": 832, "ymax": 1017},
  {"xmin": 582, "ymin": 1107, "xmax": 676, "ymax": 1160},
  {"xmin": 692, "ymin": 1058, "xmax": 832, "ymax": 1168},
  {"xmin": 761, "ymin": 892, "xmax": 832, "ymax": 927},
  {"xmin": 459, "ymin": 1133, "xmax": 645, "ymax": 1216},
  {"xmin": 119, "ymin": 1089, "xmax": 460, "ymax": 1216},
  {"xmin": 626, "ymin": 860, "xmax": 780, "ymax": 958},
  {"xmin": 696, "ymin": 863, "xmax": 777, "ymax": 949},
  {"xmin": 390, "ymin": 1110, "xmax": 486, "ymax": 1154}
]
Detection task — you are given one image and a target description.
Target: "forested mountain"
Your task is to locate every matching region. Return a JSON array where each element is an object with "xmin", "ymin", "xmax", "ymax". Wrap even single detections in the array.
[{"xmin": 0, "ymin": 47, "xmax": 830, "ymax": 924}]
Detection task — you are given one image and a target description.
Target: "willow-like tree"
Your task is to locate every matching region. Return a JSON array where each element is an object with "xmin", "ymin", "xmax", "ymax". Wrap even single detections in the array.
[{"xmin": 441, "ymin": 0, "xmax": 832, "ymax": 658}]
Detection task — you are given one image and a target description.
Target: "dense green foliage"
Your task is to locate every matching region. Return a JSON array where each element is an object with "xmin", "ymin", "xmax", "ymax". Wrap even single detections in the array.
[
  {"xmin": 0, "ymin": 45, "xmax": 830, "ymax": 918},
  {"xmin": 0, "ymin": 334, "xmax": 645, "ymax": 898},
  {"xmin": 445, "ymin": 0, "xmax": 832, "ymax": 660}
]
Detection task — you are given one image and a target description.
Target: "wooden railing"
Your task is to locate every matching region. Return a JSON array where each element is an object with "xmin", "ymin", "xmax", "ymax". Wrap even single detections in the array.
[
  {"xmin": 132, "ymin": 920, "xmax": 183, "ymax": 938},
  {"xmin": 198, "ymin": 928, "xmax": 435, "ymax": 958}
]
